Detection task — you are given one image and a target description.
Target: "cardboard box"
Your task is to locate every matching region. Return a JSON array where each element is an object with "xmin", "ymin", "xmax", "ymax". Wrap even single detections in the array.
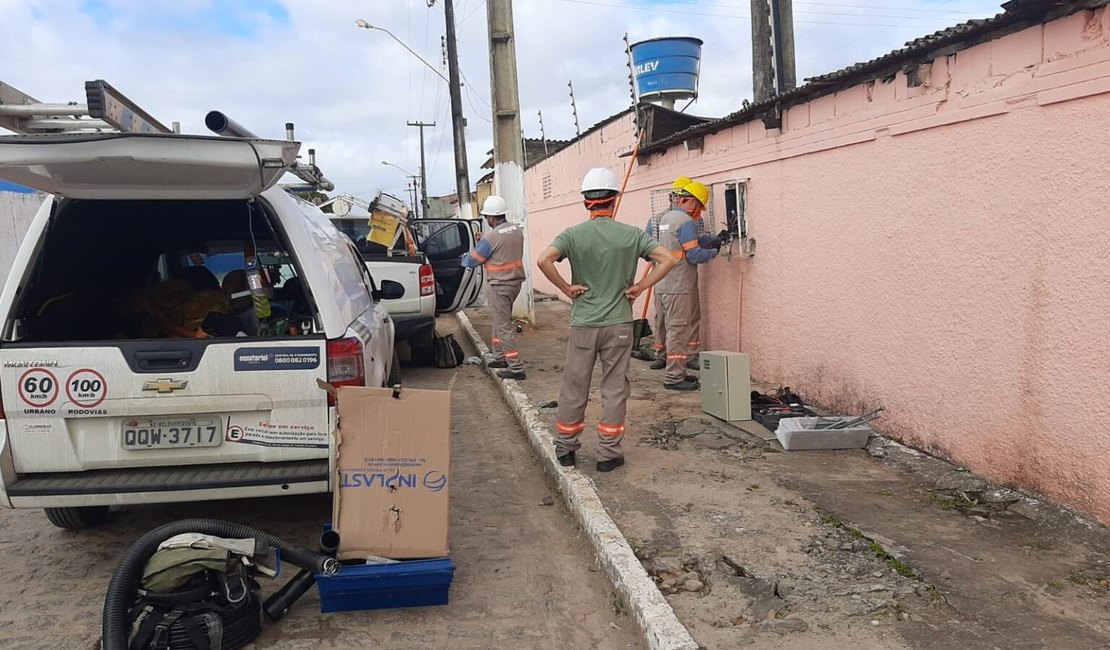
[{"xmin": 322, "ymin": 382, "xmax": 451, "ymax": 560}]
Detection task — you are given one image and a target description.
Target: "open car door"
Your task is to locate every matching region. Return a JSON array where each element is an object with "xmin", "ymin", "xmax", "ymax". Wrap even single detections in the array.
[{"xmin": 411, "ymin": 219, "xmax": 484, "ymax": 313}]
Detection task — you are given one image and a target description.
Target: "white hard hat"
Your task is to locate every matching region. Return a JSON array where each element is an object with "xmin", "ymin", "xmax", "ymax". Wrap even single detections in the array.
[
  {"xmin": 481, "ymin": 195, "xmax": 508, "ymax": 217},
  {"xmin": 580, "ymin": 167, "xmax": 620, "ymax": 196}
]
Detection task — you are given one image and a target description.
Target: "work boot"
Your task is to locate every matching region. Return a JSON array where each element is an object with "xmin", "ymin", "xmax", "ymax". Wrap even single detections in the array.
[
  {"xmin": 650, "ymin": 358, "xmax": 666, "ymax": 370},
  {"xmin": 497, "ymin": 370, "xmax": 526, "ymax": 380},
  {"xmin": 487, "ymin": 359, "xmax": 508, "ymax": 369},
  {"xmin": 557, "ymin": 451, "xmax": 577, "ymax": 467},
  {"xmin": 664, "ymin": 377, "xmax": 700, "ymax": 391},
  {"xmin": 596, "ymin": 457, "xmax": 625, "ymax": 472},
  {"xmin": 686, "ymin": 356, "xmax": 701, "ymax": 371},
  {"xmin": 630, "ymin": 348, "xmax": 653, "ymax": 361}
]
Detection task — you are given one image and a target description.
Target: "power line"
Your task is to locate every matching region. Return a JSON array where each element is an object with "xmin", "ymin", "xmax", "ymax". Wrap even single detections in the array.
[
  {"xmin": 798, "ymin": 0, "xmax": 969, "ymax": 65},
  {"xmin": 462, "ymin": 0, "xmax": 487, "ymax": 23},
  {"xmin": 552, "ymin": 0, "xmax": 969, "ymax": 26}
]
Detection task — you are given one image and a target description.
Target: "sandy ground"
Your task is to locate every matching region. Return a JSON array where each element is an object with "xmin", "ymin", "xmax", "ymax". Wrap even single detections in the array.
[
  {"xmin": 468, "ymin": 298, "xmax": 1110, "ymax": 650},
  {"xmin": 0, "ymin": 320, "xmax": 640, "ymax": 650}
]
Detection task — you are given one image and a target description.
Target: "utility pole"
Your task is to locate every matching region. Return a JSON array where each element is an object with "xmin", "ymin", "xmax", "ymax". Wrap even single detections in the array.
[
  {"xmin": 407, "ymin": 120, "xmax": 434, "ymax": 219},
  {"xmin": 487, "ymin": 0, "xmax": 534, "ymax": 323},
  {"xmin": 750, "ymin": 0, "xmax": 796, "ymax": 103},
  {"xmin": 442, "ymin": 0, "xmax": 473, "ymax": 218}
]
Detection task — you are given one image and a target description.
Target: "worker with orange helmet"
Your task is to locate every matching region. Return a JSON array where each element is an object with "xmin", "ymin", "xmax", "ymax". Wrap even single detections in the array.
[{"xmin": 644, "ymin": 179, "xmax": 720, "ymax": 390}]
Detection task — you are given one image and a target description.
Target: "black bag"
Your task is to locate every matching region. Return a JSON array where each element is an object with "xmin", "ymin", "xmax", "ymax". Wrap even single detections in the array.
[
  {"xmin": 129, "ymin": 569, "xmax": 262, "ymax": 650},
  {"xmin": 432, "ymin": 333, "xmax": 465, "ymax": 368}
]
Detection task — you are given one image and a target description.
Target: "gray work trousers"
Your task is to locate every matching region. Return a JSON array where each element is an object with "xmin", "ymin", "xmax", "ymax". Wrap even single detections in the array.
[
  {"xmin": 554, "ymin": 323, "xmax": 634, "ymax": 461},
  {"xmin": 658, "ymin": 292, "xmax": 696, "ymax": 385},
  {"xmin": 489, "ymin": 282, "xmax": 524, "ymax": 372},
  {"xmin": 652, "ymin": 282, "xmax": 700, "ymax": 356}
]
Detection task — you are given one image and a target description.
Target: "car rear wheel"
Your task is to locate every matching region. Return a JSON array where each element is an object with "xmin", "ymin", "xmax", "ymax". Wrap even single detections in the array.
[
  {"xmin": 44, "ymin": 505, "xmax": 110, "ymax": 530},
  {"xmin": 386, "ymin": 349, "xmax": 402, "ymax": 386},
  {"xmin": 410, "ymin": 337, "xmax": 434, "ymax": 366}
]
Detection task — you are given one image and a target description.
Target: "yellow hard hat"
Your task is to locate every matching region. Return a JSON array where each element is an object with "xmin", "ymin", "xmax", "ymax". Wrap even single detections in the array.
[
  {"xmin": 671, "ymin": 176, "xmax": 692, "ymax": 190},
  {"xmin": 680, "ymin": 181, "xmax": 709, "ymax": 207}
]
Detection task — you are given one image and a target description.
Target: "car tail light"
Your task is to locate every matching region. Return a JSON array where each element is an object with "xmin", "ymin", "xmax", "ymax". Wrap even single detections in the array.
[
  {"xmin": 326, "ymin": 338, "xmax": 365, "ymax": 406},
  {"xmin": 419, "ymin": 263, "xmax": 435, "ymax": 297}
]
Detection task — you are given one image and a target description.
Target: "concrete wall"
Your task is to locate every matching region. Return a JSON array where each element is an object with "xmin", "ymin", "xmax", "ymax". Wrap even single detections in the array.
[
  {"xmin": 0, "ymin": 191, "xmax": 43, "ymax": 283},
  {"xmin": 523, "ymin": 7, "xmax": 1110, "ymax": 522}
]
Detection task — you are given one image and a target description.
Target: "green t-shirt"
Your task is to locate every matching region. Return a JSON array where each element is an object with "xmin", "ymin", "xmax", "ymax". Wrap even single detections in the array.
[{"xmin": 550, "ymin": 217, "xmax": 661, "ymax": 327}]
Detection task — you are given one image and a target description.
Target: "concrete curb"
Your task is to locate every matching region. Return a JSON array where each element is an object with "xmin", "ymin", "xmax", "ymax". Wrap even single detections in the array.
[{"xmin": 457, "ymin": 311, "xmax": 700, "ymax": 650}]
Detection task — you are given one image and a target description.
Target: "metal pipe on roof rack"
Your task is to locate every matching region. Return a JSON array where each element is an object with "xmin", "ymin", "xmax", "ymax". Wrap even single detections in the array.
[
  {"xmin": 0, "ymin": 103, "xmax": 90, "ymax": 116},
  {"xmin": 21, "ymin": 118, "xmax": 113, "ymax": 131},
  {"xmin": 204, "ymin": 110, "xmax": 259, "ymax": 139}
]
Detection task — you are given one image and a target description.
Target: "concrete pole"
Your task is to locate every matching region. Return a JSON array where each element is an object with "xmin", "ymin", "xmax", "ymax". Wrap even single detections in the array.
[
  {"xmin": 443, "ymin": 0, "xmax": 473, "ymax": 219},
  {"xmin": 407, "ymin": 120, "xmax": 435, "ymax": 219},
  {"xmin": 486, "ymin": 0, "xmax": 535, "ymax": 324},
  {"xmin": 750, "ymin": 0, "xmax": 775, "ymax": 103},
  {"xmin": 770, "ymin": 0, "xmax": 797, "ymax": 92}
]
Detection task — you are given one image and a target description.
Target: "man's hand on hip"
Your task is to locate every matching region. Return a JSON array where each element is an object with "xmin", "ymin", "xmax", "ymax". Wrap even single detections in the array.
[{"xmin": 564, "ymin": 284, "xmax": 589, "ymax": 300}]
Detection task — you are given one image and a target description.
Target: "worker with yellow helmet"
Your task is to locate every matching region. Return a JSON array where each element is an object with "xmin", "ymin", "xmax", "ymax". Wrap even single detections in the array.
[
  {"xmin": 643, "ymin": 178, "xmax": 721, "ymax": 390},
  {"xmin": 639, "ymin": 176, "xmax": 700, "ymax": 364}
]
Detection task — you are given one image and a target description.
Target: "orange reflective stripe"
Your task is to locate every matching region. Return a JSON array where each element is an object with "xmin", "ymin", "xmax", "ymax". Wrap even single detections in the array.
[
  {"xmin": 666, "ymin": 353, "xmax": 688, "ymax": 360},
  {"xmin": 688, "ymin": 340, "xmax": 699, "ymax": 346},
  {"xmin": 597, "ymin": 422, "xmax": 626, "ymax": 436},
  {"xmin": 470, "ymin": 249, "xmax": 488, "ymax": 263},
  {"xmin": 681, "ymin": 239, "xmax": 699, "ymax": 251},
  {"xmin": 492, "ymin": 336, "xmax": 502, "ymax": 344},
  {"xmin": 652, "ymin": 342, "xmax": 666, "ymax": 351},
  {"xmin": 486, "ymin": 259, "xmax": 524, "ymax": 273},
  {"xmin": 504, "ymin": 351, "xmax": 521, "ymax": 358},
  {"xmin": 556, "ymin": 420, "xmax": 585, "ymax": 435}
]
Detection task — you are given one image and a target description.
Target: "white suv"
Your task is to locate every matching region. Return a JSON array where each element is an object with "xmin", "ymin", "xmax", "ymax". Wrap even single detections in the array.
[{"xmin": 0, "ymin": 133, "xmax": 399, "ymax": 529}]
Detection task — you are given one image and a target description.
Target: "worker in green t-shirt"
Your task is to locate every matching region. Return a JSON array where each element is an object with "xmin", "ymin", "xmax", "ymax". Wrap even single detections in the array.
[{"xmin": 536, "ymin": 167, "xmax": 677, "ymax": 472}]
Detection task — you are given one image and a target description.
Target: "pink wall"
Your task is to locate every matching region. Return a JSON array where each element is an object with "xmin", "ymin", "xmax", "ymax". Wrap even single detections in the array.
[{"xmin": 523, "ymin": 7, "xmax": 1110, "ymax": 523}]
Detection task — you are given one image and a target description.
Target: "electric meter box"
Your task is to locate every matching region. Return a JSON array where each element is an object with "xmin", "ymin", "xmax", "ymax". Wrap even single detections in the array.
[{"xmin": 700, "ymin": 351, "xmax": 752, "ymax": 422}]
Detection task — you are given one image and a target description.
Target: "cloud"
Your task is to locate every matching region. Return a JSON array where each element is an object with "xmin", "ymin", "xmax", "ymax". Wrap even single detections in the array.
[{"xmin": 0, "ymin": 0, "xmax": 1004, "ymax": 202}]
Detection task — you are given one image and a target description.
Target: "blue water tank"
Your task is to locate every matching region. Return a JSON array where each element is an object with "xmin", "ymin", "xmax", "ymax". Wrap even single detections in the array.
[{"xmin": 630, "ymin": 37, "xmax": 703, "ymax": 103}]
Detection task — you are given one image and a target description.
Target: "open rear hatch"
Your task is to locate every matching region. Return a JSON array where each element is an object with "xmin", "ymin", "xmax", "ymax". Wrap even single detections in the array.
[{"xmin": 0, "ymin": 133, "xmax": 332, "ymax": 501}]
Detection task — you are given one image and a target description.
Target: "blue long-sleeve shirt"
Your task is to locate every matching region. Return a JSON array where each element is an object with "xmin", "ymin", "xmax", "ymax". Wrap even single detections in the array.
[{"xmin": 461, "ymin": 237, "xmax": 494, "ymax": 268}]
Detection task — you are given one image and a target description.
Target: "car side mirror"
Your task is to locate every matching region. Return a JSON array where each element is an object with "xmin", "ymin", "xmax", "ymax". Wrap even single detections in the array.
[{"xmin": 375, "ymin": 279, "xmax": 405, "ymax": 301}]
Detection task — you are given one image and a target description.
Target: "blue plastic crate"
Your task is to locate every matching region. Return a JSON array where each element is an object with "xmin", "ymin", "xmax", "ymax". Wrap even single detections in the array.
[{"xmin": 315, "ymin": 558, "xmax": 455, "ymax": 613}]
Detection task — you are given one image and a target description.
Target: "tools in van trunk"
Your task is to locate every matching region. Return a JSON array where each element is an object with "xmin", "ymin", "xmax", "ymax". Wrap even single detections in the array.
[{"xmin": 243, "ymin": 238, "xmax": 273, "ymax": 321}]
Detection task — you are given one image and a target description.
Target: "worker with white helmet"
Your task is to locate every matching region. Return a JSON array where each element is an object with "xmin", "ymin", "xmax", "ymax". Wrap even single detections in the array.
[
  {"xmin": 646, "ymin": 179, "xmax": 721, "ymax": 390},
  {"xmin": 462, "ymin": 194, "xmax": 527, "ymax": 379},
  {"xmin": 536, "ymin": 168, "xmax": 677, "ymax": 472}
]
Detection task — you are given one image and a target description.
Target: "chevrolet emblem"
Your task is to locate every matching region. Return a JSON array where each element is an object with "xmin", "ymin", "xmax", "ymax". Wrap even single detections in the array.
[{"xmin": 142, "ymin": 378, "xmax": 189, "ymax": 394}]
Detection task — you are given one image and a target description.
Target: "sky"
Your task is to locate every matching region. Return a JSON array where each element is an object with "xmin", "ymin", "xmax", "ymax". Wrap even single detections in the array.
[{"xmin": 0, "ymin": 0, "xmax": 1006, "ymax": 203}]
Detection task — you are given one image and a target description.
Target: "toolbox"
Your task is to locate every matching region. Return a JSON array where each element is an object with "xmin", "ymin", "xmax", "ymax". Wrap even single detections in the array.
[{"xmin": 315, "ymin": 558, "xmax": 455, "ymax": 613}]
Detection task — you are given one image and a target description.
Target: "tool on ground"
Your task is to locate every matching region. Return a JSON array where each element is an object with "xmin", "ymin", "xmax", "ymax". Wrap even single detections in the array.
[
  {"xmin": 263, "ymin": 530, "xmax": 341, "ymax": 622},
  {"xmin": 813, "ymin": 406, "xmax": 885, "ymax": 430}
]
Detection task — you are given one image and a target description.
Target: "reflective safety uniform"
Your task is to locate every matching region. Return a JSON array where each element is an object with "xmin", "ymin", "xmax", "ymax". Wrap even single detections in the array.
[
  {"xmin": 462, "ymin": 220, "xmax": 526, "ymax": 372},
  {"xmin": 549, "ymin": 217, "xmax": 660, "ymax": 461},
  {"xmin": 646, "ymin": 209, "xmax": 718, "ymax": 384}
]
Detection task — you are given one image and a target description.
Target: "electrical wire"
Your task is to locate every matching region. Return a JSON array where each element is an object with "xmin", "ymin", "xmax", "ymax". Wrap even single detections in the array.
[
  {"xmin": 462, "ymin": 0, "xmax": 486, "ymax": 24},
  {"xmin": 551, "ymin": 0, "xmax": 967, "ymax": 26},
  {"xmin": 798, "ymin": 0, "xmax": 971, "ymax": 65}
]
